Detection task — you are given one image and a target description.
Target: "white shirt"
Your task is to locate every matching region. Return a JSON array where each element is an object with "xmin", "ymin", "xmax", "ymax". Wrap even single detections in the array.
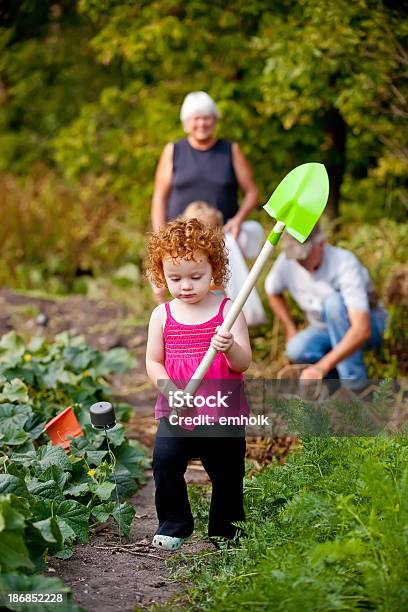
[{"xmin": 264, "ymin": 244, "xmax": 374, "ymax": 329}]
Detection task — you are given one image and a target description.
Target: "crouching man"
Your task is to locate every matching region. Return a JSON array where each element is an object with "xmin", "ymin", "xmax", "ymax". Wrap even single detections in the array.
[{"xmin": 264, "ymin": 224, "xmax": 388, "ymax": 389}]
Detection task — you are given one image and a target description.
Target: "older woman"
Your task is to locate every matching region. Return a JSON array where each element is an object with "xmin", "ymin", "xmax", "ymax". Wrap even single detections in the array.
[{"xmin": 151, "ymin": 91, "xmax": 259, "ymax": 239}]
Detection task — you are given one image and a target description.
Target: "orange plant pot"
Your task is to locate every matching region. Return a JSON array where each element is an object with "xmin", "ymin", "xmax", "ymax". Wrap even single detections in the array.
[{"xmin": 44, "ymin": 406, "xmax": 83, "ymax": 450}]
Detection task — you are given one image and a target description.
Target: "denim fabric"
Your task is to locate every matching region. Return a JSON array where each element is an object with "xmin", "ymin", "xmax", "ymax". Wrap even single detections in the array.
[{"xmin": 286, "ymin": 293, "xmax": 387, "ymax": 385}]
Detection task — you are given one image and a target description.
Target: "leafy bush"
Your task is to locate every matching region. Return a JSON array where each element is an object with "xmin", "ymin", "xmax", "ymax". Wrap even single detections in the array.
[
  {"xmin": 0, "ymin": 10, "xmax": 114, "ymax": 175},
  {"xmin": 0, "ymin": 169, "xmax": 143, "ymax": 292},
  {"xmin": 2, "ymin": 1, "xmax": 408, "ymax": 225},
  {"xmin": 0, "ymin": 495, "xmax": 81, "ymax": 611},
  {"xmin": 0, "ymin": 331, "xmax": 147, "ymax": 603},
  {"xmin": 183, "ymin": 437, "xmax": 408, "ymax": 611},
  {"xmin": 336, "ymin": 220, "xmax": 408, "ymax": 295},
  {"xmin": 0, "ymin": 330, "xmax": 133, "ymax": 420}
]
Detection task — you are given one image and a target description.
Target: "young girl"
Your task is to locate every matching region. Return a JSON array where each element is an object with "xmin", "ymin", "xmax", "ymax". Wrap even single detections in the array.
[{"xmin": 146, "ymin": 218, "xmax": 252, "ymax": 551}]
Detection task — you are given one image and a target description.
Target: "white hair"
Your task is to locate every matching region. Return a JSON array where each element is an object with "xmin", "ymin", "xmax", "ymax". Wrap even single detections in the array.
[{"xmin": 180, "ymin": 91, "xmax": 221, "ymax": 124}]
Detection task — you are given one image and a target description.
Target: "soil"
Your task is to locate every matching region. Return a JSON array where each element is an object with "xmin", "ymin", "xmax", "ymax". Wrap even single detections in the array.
[{"xmin": 48, "ymin": 475, "xmax": 213, "ymax": 611}]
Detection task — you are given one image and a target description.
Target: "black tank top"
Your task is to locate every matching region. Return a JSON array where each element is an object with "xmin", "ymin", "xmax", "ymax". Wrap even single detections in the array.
[{"xmin": 166, "ymin": 138, "xmax": 239, "ymax": 222}]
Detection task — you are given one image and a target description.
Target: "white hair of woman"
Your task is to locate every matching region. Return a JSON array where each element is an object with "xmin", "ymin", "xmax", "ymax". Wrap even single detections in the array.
[{"xmin": 180, "ymin": 91, "xmax": 221, "ymax": 126}]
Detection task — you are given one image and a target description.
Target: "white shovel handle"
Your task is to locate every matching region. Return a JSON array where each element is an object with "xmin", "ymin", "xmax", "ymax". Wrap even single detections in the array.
[{"xmin": 184, "ymin": 222, "xmax": 285, "ymax": 395}]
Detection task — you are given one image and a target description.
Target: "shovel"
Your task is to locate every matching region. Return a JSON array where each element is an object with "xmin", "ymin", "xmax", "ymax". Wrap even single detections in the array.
[{"xmin": 183, "ymin": 162, "xmax": 329, "ymax": 396}]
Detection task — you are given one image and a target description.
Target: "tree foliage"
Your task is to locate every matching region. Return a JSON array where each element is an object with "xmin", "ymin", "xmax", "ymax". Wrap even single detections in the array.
[{"xmin": 0, "ymin": 0, "xmax": 407, "ymax": 225}]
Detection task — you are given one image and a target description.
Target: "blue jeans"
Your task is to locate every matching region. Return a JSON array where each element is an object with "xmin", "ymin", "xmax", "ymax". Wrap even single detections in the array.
[{"xmin": 286, "ymin": 293, "xmax": 387, "ymax": 385}]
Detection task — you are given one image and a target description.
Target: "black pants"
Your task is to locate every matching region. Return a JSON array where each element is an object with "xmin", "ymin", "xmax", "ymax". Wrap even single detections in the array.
[{"xmin": 152, "ymin": 419, "xmax": 246, "ymax": 539}]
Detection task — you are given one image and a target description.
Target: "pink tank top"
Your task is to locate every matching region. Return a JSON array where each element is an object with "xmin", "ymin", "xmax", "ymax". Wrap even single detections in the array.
[{"xmin": 154, "ymin": 297, "xmax": 249, "ymax": 423}]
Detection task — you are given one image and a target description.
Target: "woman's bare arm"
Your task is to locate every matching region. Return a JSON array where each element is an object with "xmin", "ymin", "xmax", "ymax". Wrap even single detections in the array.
[
  {"xmin": 224, "ymin": 142, "xmax": 259, "ymax": 238},
  {"xmin": 151, "ymin": 143, "xmax": 174, "ymax": 232}
]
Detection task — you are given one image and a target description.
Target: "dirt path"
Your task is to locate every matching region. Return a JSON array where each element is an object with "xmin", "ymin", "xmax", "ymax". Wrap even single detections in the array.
[{"xmin": 48, "ymin": 473, "xmax": 212, "ymax": 611}]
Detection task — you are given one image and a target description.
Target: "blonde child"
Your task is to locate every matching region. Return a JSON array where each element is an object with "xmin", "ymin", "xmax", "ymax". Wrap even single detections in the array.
[
  {"xmin": 182, "ymin": 201, "xmax": 225, "ymax": 294},
  {"xmin": 182, "ymin": 200, "xmax": 224, "ymax": 228},
  {"xmin": 182, "ymin": 201, "xmax": 266, "ymax": 325},
  {"xmin": 146, "ymin": 218, "xmax": 251, "ymax": 551}
]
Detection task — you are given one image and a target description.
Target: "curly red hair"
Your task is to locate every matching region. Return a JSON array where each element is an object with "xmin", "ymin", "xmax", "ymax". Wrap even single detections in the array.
[{"xmin": 146, "ymin": 218, "xmax": 229, "ymax": 288}]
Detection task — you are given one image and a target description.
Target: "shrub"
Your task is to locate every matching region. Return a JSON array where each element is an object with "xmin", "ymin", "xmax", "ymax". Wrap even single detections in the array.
[
  {"xmin": 183, "ymin": 437, "xmax": 408, "ymax": 611},
  {"xmin": 0, "ymin": 168, "xmax": 139, "ymax": 291}
]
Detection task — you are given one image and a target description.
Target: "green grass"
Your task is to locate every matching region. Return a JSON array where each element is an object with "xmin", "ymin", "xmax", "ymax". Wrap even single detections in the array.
[{"xmin": 177, "ymin": 437, "xmax": 408, "ymax": 611}]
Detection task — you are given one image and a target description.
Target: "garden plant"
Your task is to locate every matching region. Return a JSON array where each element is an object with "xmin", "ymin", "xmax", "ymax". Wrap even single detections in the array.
[{"xmin": 0, "ymin": 331, "xmax": 147, "ymax": 609}]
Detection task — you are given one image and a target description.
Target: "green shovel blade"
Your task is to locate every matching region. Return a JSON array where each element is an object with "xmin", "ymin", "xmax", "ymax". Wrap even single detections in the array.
[{"xmin": 263, "ymin": 162, "xmax": 329, "ymax": 243}]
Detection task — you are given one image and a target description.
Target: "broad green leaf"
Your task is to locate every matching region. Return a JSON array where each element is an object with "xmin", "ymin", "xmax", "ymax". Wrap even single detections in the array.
[
  {"xmin": 12, "ymin": 438, "xmax": 35, "ymax": 453},
  {"xmin": 54, "ymin": 519, "xmax": 76, "ymax": 543},
  {"xmin": 52, "ymin": 546, "xmax": 75, "ymax": 560},
  {"xmin": 68, "ymin": 436, "xmax": 89, "ymax": 454},
  {"xmin": 27, "ymin": 479, "xmax": 63, "ymax": 500},
  {"xmin": 85, "ymin": 449, "xmax": 108, "ymax": 466},
  {"xmin": 24, "ymin": 413, "xmax": 47, "ymax": 440},
  {"xmin": 6, "ymin": 462, "xmax": 29, "ymax": 479},
  {"xmin": 43, "ymin": 365, "xmax": 79, "ymax": 389},
  {"xmin": 62, "ymin": 345, "xmax": 98, "ymax": 371},
  {"xmin": 31, "ymin": 517, "xmax": 63, "ymax": 546},
  {"xmin": 83, "ymin": 423, "xmax": 125, "ymax": 448},
  {"xmin": 37, "ymin": 444, "xmax": 71, "ymax": 472},
  {"xmin": 0, "ymin": 378, "xmax": 29, "ymax": 403},
  {"xmin": 2, "ymin": 365, "xmax": 36, "ymax": 386},
  {"xmin": 10, "ymin": 449, "xmax": 37, "ymax": 468},
  {"xmin": 0, "ymin": 533, "xmax": 34, "ymax": 572},
  {"xmin": 106, "ymin": 424, "xmax": 125, "ymax": 447},
  {"xmin": 0, "ymin": 404, "xmax": 32, "ymax": 434},
  {"xmin": 0, "ymin": 475, "xmax": 29, "ymax": 497},
  {"xmin": 0, "ymin": 495, "xmax": 26, "ymax": 531},
  {"xmin": 115, "ymin": 441, "xmax": 147, "ymax": 479},
  {"xmin": 93, "ymin": 347, "xmax": 133, "ymax": 376},
  {"xmin": 27, "ymin": 336, "xmax": 46, "ymax": 353},
  {"xmin": 11, "ymin": 442, "xmax": 72, "ymax": 474},
  {"xmin": 112, "ymin": 502, "xmax": 135, "ymax": 537},
  {"xmin": 91, "ymin": 502, "xmax": 114, "ymax": 523},
  {"xmin": 109, "ymin": 467, "xmax": 138, "ymax": 499},
  {"xmin": 55, "ymin": 332, "xmax": 85, "ymax": 348},
  {"xmin": 95, "ymin": 481, "xmax": 115, "ymax": 501},
  {"xmin": 0, "ymin": 332, "xmax": 25, "ymax": 365},
  {"xmin": 54, "ymin": 499, "xmax": 90, "ymax": 543},
  {"xmin": 0, "ymin": 495, "xmax": 33, "ymax": 572},
  {"xmin": 64, "ymin": 482, "xmax": 90, "ymax": 497},
  {"xmin": 0, "ymin": 428, "xmax": 29, "ymax": 446},
  {"xmin": 30, "ymin": 498, "xmax": 52, "ymax": 522},
  {"xmin": 0, "ymin": 572, "xmax": 80, "ymax": 612},
  {"xmin": 39, "ymin": 465, "xmax": 70, "ymax": 490}
]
